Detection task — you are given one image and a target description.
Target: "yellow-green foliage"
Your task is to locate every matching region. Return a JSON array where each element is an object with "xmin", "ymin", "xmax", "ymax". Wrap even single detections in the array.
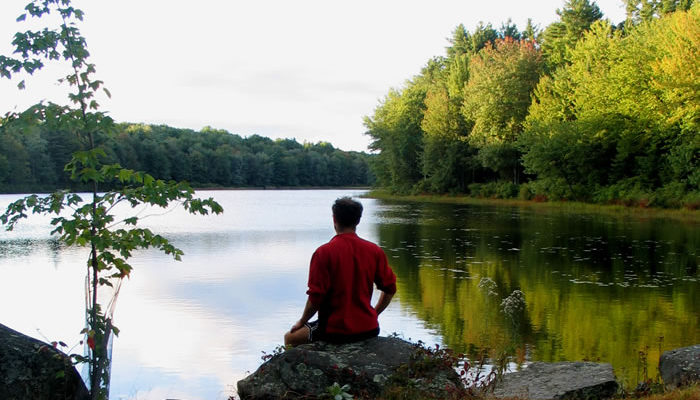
[
  {"xmin": 366, "ymin": 5, "xmax": 699, "ymax": 204},
  {"xmin": 522, "ymin": 6, "xmax": 699, "ymax": 200}
]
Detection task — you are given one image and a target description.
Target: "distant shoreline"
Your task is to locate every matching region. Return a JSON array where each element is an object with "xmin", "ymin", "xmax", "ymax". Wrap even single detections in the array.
[
  {"xmin": 363, "ymin": 189, "xmax": 700, "ymax": 224},
  {"xmin": 0, "ymin": 186, "xmax": 373, "ymax": 196},
  {"xmin": 193, "ymin": 186, "xmax": 372, "ymax": 191}
]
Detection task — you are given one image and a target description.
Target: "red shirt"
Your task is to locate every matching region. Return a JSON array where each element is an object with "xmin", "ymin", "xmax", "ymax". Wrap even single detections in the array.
[{"xmin": 306, "ymin": 232, "xmax": 397, "ymax": 335}]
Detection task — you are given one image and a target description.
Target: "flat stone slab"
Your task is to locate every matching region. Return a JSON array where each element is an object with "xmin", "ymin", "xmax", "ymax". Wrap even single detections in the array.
[
  {"xmin": 492, "ymin": 362, "xmax": 618, "ymax": 400},
  {"xmin": 237, "ymin": 336, "xmax": 460, "ymax": 399},
  {"xmin": 659, "ymin": 344, "xmax": 700, "ymax": 388}
]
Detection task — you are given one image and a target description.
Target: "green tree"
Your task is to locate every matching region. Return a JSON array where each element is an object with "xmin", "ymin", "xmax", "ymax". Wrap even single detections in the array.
[
  {"xmin": 364, "ymin": 79, "xmax": 428, "ymax": 192},
  {"xmin": 422, "ymin": 86, "xmax": 460, "ymax": 191},
  {"xmin": 499, "ymin": 18, "xmax": 521, "ymax": 40},
  {"xmin": 420, "ymin": 58, "xmax": 478, "ymax": 193},
  {"xmin": 0, "ymin": 2, "xmax": 222, "ymax": 399},
  {"xmin": 0, "ymin": 123, "xmax": 32, "ymax": 190},
  {"xmin": 212, "ymin": 144, "xmax": 236, "ymax": 185},
  {"xmin": 540, "ymin": 0, "xmax": 603, "ymax": 70},
  {"xmin": 470, "ymin": 22, "xmax": 499, "ymax": 52},
  {"xmin": 627, "ymin": 0, "xmax": 695, "ymax": 25},
  {"xmin": 522, "ymin": 18, "xmax": 540, "ymax": 42},
  {"xmin": 626, "ymin": 0, "xmax": 643, "ymax": 26},
  {"xmin": 44, "ymin": 124, "xmax": 83, "ymax": 188},
  {"xmin": 446, "ymin": 24, "xmax": 472, "ymax": 59},
  {"xmin": 462, "ymin": 38, "xmax": 543, "ymax": 183}
]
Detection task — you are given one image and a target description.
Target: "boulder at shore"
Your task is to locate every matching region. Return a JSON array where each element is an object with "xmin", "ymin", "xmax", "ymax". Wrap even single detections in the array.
[
  {"xmin": 659, "ymin": 344, "xmax": 700, "ymax": 389},
  {"xmin": 237, "ymin": 336, "xmax": 461, "ymax": 399},
  {"xmin": 492, "ymin": 362, "xmax": 618, "ymax": 400},
  {"xmin": 0, "ymin": 322, "xmax": 89, "ymax": 400}
]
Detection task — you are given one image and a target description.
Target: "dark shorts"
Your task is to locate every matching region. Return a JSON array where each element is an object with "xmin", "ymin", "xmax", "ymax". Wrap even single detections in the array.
[{"xmin": 305, "ymin": 320, "xmax": 379, "ymax": 344}]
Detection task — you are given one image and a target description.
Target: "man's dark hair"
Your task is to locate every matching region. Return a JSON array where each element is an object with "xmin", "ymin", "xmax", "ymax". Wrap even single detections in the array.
[{"xmin": 332, "ymin": 197, "xmax": 363, "ymax": 228}]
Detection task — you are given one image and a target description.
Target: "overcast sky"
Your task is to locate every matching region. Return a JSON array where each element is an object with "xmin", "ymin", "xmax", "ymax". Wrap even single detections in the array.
[{"xmin": 0, "ymin": 0, "xmax": 627, "ymax": 152}]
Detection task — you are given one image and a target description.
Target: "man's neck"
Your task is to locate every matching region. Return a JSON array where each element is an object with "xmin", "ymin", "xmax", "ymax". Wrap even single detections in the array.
[{"xmin": 335, "ymin": 227, "xmax": 356, "ymax": 235}]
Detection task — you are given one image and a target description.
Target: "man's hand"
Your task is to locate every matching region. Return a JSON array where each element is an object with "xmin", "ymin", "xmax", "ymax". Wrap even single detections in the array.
[
  {"xmin": 290, "ymin": 320, "xmax": 305, "ymax": 333},
  {"xmin": 289, "ymin": 298, "xmax": 320, "ymax": 334},
  {"xmin": 374, "ymin": 291, "xmax": 394, "ymax": 316}
]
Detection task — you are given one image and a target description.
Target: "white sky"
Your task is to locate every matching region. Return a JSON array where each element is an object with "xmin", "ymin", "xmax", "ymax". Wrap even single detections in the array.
[{"xmin": 0, "ymin": 0, "xmax": 626, "ymax": 152}]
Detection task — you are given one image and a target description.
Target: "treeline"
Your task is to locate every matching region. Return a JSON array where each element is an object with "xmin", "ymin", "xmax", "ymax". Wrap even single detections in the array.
[
  {"xmin": 365, "ymin": 0, "xmax": 698, "ymax": 208},
  {"xmin": 0, "ymin": 120, "xmax": 374, "ymax": 193}
]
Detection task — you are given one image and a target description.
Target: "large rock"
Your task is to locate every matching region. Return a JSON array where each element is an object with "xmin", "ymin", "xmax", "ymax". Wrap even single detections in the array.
[
  {"xmin": 0, "ymin": 323, "xmax": 89, "ymax": 400},
  {"xmin": 237, "ymin": 336, "xmax": 461, "ymax": 399},
  {"xmin": 492, "ymin": 362, "xmax": 618, "ymax": 400},
  {"xmin": 659, "ymin": 344, "xmax": 700, "ymax": 388}
]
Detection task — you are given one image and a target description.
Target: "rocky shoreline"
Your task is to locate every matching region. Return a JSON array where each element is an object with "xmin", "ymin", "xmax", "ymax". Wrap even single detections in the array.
[
  {"xmin": 236, "ymin": 337, "xmax": 700, "ymax": 400},
  {"xmin": 1, "ymin": 323, "xmax": 697, "ymax": 400}
]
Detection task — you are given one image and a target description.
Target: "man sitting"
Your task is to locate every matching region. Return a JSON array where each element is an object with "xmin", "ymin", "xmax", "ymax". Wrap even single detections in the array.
[{"xmin": 284, "ymin": 197, "xmax": 396, "ymax": 346}]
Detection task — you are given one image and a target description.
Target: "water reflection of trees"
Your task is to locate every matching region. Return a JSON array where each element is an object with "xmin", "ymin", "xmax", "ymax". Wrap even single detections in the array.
[
  {"xmin": 0, "ymin": 238, "xmax": 65, "ymax": 261},
  {"xmin": 376, "ymin": 201, "xmax": 699, "ymax": 385}
]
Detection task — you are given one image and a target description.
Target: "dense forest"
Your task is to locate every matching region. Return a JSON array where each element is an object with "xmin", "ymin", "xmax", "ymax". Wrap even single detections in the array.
[
  {"xmin": 0, "ymin": 119, "xmax": 373, "ymax": 193},
  {"xmin": 365, "ymin": 0, "xmax": 698, "ymax": 208}
]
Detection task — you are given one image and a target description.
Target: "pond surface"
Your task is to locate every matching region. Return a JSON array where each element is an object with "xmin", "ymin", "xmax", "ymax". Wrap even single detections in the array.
[{"xmin": 0, "ymin": 190, "xmax": 698, "ymax": 399}]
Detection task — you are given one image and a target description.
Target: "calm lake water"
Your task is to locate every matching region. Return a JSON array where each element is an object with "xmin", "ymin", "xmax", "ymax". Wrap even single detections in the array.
[{"xmin": 0, "ymin": 190, "xmax": 698, "ymax": 399}]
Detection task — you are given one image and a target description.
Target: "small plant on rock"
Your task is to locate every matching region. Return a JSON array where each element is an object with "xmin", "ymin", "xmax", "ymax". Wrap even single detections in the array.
[{"xmin": 327, "ymin": 382, "xmax": 353, "ymax": 400}]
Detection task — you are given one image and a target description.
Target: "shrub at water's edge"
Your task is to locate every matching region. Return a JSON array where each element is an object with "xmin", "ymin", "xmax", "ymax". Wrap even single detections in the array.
[{"xmin": 364, "ymin": 189, "xmax": 700, "ymax": 222}]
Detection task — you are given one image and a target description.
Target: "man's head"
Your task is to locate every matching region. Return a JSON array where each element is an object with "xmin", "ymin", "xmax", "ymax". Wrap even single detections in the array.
[{"xmin": 332, "ymin": 197, "xmax": 363, "ymax": 231}]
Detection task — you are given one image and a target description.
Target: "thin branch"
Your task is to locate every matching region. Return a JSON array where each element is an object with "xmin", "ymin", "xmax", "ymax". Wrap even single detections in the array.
[
  {"xmin": 105, "ymin": 201, "xmax": 181, "ymax": 230},
  {"xmin": 136, "ymin": 202, "xmax": 183, "ymax": 220},
  {"xmin": 103, "ymin": 195, "xmax": 126, "ymax": 215},
  {"xmin": 59, "ymin": 12, "xmax": 90, "ymax": 125},
  {"xmin": 105, "ymin": 278, "xmax": 122, "ymax": 318}
]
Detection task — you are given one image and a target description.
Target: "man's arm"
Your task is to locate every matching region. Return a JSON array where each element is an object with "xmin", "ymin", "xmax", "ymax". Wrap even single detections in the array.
[
  {"xmin": 290, "ymin": 297, "xmax": 320, "ymax": 333},
  {"xmin": 374, "ymin": 290, "xmax": 394, "ymax": 316}
]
